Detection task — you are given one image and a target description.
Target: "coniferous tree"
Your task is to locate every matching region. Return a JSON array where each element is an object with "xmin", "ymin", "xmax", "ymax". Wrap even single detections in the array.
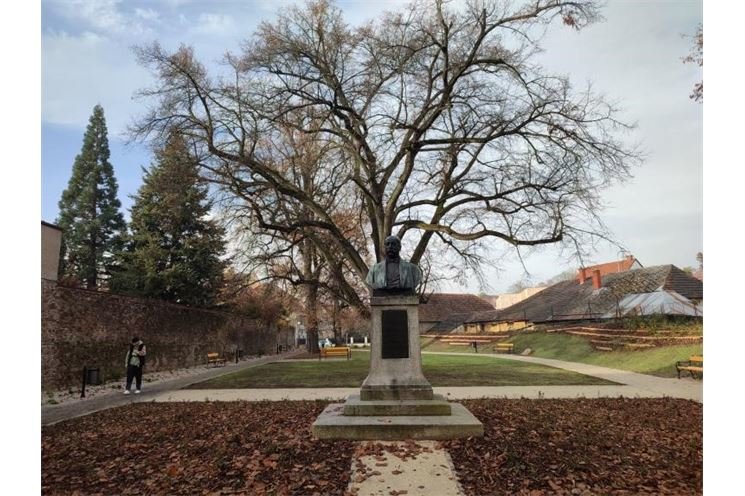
[
  {"xmin": 112, "ymin": 131, "xmax": 226, "ymax": 306},
  {"xmin": 56, "ymin": 104, "xmax": 126, "ymax": 289}
]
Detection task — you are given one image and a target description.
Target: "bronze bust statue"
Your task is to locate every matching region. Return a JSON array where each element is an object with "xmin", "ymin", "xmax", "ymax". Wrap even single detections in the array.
[{"xmin": 366, "ymin": 236, "xmax": 421, "ymax": 294}]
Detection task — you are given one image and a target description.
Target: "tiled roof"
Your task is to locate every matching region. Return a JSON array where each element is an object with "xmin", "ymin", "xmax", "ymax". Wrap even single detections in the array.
[
  {"xmin": 428, "ymin": 312, "xmax": 473, "ymax": 333},
  {"xmin": 497, "ymin": 265, "xmax": 703, "ymax": 323},
  {"xmin": 663, "ymin": 266, "xmax": 703, "ymax": 300},
  {"xmin": 419, "ymin": 293, "xmax": 495, "ymax": 323},
  {"xmin": 466, "ymin": 309, "xmax": 508, "ymax": 323}
]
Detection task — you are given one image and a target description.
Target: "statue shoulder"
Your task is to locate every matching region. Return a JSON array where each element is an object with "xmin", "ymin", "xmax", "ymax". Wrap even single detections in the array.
[{"xmin": 401, "ymin": 260, "xmax": 419, "ymax": 270}]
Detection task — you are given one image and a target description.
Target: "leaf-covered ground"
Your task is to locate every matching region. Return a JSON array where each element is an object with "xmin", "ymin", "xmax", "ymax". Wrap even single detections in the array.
[
  {"xmin": 446, "ymin": 398, "xmax": 702, "ymax": 495},
  {"xmin": 42, "ymin": 401, "xmax": 355, "ymax": 495},
  {"xmin": 42, "ymin": 398, "xmax": 702, "ymax": 495}
]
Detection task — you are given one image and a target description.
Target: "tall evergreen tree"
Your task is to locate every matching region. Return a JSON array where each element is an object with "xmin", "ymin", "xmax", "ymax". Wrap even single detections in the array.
[
  {"xmin": 112, "ymin": 131, "xmax": 226, "ymax": 306},
  {"xmin": 57, "ymin": 104, "xmax": 126, "ymax": 289}
]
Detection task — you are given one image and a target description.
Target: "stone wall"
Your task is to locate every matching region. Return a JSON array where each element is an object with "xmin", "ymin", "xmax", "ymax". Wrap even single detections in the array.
[{"xmin": 42, "ymin": 280, "xmax": 284, "ymax": 390}]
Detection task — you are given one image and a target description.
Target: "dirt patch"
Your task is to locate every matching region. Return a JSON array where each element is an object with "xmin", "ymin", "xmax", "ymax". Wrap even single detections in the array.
[
  {"xmin": 42, "ymin": 401, "xmax": 354, "ymax": 495},
  {"xmin": 445, "ymin": 397, "xmax": 702, "ymax": 495}
]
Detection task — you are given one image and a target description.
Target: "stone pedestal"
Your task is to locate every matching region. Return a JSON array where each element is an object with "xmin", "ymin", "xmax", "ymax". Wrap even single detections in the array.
[
  {"xmin": 312, "ymin": 295, "xmax": 483, "ymax": 440},
  {"xmin": 360, "ymin": 295, "xmax": 433, "ymax": 400}
]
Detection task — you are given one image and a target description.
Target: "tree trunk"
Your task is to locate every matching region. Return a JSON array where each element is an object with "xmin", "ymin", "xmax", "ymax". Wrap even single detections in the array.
[
  {"xmin": 305, "ymin": 284, "xmax": 320, "ymax": 354},
  {"xmin": 306, "ymin": 327, "xmax": 319, "ymax": 354},
  {"xmin": 332, "ymin": 298, "xmax": 343, "ymax": 345}
]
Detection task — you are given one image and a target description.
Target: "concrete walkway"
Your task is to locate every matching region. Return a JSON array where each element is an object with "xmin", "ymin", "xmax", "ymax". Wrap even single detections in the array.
[
  {"xmin": 349, "ymin": 441, "xmax": 464, "ymax": 496},
  {"xmin": 41, "ymin": 350, "xmax": 303, "ymax": 426}
]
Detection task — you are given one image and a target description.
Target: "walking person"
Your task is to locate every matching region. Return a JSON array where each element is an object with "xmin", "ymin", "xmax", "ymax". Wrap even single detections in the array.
[{"xmin": 124, "ymin": 337, "xmax": 146, "ymax": 394}]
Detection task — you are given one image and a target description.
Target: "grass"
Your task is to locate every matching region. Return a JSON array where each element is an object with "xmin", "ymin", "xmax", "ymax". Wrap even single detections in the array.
[
  {"xmin": 506, "ymin": 332, "xmax": 703, "ymax": 377},
  {"xmin": 188, "ymin": 350, "xmax": 616, "ymax": 388},
  {"xmin": 421, "ymin": 331, "xmax": 703, "ymax": 377}
]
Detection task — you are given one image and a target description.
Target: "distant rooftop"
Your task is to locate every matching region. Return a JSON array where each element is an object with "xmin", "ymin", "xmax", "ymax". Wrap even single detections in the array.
[
  {"xmin": 577, "ymin": 255, "xmax": 641, "ymax": 283},
  {"xmin": 497, "ymin": 264, "xmax": 703, "ymax": 323},
  {"xmin": 419, "ymin": 293, "xmax": 494, "ymax": 323}
]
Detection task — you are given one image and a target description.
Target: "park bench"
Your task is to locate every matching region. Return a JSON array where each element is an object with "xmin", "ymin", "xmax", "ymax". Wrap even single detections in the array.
[
  {"xmin": 207, "ymin": 352, "xmax": 227, "ymax": 367},
  {"xmin": 494, "ymin": 343, "xmax": 514, "ymax": 354},
  {"xmin": 676, "ymin": 355, "xmax": 703, "ymax": 379},
  {"xmin": 319, "ymin": 346, "xmax": 352, "ymax": 360}
]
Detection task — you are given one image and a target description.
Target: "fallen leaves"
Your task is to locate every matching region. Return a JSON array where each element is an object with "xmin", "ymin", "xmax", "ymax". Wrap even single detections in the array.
[
  {"xmin": 42, "ymin": 401, "xmax": 355, "ymax": 495},
  {"xmin": 41, "ymin": 397, "xmax": 702, "ymax": 495},
  {"xmin": 445, "ymin": 397, "xmax": 702, "ymax": 496}
]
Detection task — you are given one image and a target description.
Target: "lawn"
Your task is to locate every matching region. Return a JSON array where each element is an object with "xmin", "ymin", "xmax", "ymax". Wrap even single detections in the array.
[
  {"xmin": 42, "ymin": 398, "xmax": 702, "ymax": 495},
  {"xmin": 507, "ymin": 332, "xmax": 703, "ymax": 377},
  {"xmin": 422, "ymin": 333, "xmax": 704, "ymax": 377},
  {"xmin": 187, "ymin": 351, "xmax": 616, "ymax": 389}
]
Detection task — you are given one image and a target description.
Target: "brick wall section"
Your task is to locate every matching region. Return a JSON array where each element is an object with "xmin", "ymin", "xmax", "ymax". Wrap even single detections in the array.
[{"xmin": 42, "ymin": 280, "xmax": 289, "ymax": 390}]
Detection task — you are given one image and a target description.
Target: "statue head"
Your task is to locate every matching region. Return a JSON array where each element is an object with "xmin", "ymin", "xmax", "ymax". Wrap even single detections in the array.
[{"xmin": 384, "ymin": 235, "xmax": 401, "ymax": 260}]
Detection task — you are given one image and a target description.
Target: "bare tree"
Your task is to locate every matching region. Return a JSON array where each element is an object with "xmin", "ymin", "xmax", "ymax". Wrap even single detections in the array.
[
  {"xmin": 215, "ymin": 114, "xmax": 369, "ymax": 349},
  {"xmin": 682, "ymin": 23, "xmax": 703, "ymax": 103},
  {"xmin": 131, "ymin": 0, "xmax": 641, "ymax": 313}
]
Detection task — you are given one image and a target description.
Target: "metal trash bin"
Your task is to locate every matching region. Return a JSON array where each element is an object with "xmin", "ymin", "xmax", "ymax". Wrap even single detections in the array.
[{"xmin": 85, "ymin": 367, "xmax": 101, "ymax": 385}]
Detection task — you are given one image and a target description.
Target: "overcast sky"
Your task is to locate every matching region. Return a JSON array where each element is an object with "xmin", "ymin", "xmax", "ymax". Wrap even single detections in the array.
[{"xmin": 40, "ymin": 0, "xmax": 703, "ymax": 293}]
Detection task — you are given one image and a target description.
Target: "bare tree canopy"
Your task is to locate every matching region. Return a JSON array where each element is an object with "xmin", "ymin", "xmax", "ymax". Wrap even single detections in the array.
[
  {"xmin": 131, "ymin": 0, "xmax": 641, "ymax": 310},
  {"xmin": 682, "ymin": 23, "xmax": 703, "ymax": 103}
]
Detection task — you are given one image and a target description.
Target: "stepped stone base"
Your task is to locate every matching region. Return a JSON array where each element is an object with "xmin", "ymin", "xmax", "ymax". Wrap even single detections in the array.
[
  {"xmin": 343, "ymin": 394, "xmax": 451, "ymax": 416},
  {"xmin": 360, "ymin": 384, "xmax": 434, "ymax": 401},
  {"xmin": 312, "ymin": 402, "xmax": 484, "ymax": 440}
]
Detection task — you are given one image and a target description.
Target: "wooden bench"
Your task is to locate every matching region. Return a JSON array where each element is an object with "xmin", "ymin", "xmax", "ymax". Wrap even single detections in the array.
[
  {"xmin": 676, "ymin": 355, "xmax": 703, "ymax": 379},
  {"xmin": 494, "ymin": 343, "xmax": 514, "ymax": 354},
  {"xmin": 207, "ymin": 352, "xmax": 227, "ymax": 367},
  {"xmin": 319, "ymin": 346, "xmax": 352, "ymax": 360}
]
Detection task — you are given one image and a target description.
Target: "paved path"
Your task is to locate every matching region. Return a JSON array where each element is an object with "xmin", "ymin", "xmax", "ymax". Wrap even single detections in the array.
[
  {"xmin": 349, "ymin": 441, "xmax": 463, "ymax": 496},
  {"xmin": 41, "ymin": 350, "xmax": 303, "ymax": 426}
]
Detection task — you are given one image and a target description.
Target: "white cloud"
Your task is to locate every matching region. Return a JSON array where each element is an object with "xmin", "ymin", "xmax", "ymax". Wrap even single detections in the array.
[
  {"xmin": 135, "ymin": 8, "xmax": 160, "ymax": 22},
  {"xmin": 54, "ymin": 0, "xmax": 126, "ymax": 32},
  {"xmin": 194, "ymin": 13, "xmax": 236, "ymax": 35},
  {"xmin": 48, "ymin": 0, "xmax": 154, "ymax": 36}
]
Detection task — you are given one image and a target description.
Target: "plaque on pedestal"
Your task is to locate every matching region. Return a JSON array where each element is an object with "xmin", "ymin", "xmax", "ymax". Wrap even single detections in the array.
[{"xmin": 381, "ymin": 310, "xmax": 409, "ymax": 359}]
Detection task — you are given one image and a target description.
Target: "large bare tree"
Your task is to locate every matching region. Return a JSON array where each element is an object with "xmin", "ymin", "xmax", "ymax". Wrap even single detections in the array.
[
  {"xmin": 217, "ymin": 114, "xmax": 369, "ymax": 346},
  {"xmin": 131, "ymin": 0, "xmax": 641, "ymax": 312}
]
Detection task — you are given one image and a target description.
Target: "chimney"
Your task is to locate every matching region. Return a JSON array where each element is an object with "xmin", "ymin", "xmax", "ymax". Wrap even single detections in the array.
[
  {"xmin": 577, "ymin": 268, "xmax": 587, "ymax": 284},
  {"xmin": 591, "ymin": 269, "xmax": 602, "ymax": 290}
]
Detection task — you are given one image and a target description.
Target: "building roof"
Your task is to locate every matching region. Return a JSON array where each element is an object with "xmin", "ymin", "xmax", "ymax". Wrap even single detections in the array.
[
  {"xmin": 419, "ymin": 293, "xmax": 495, "ymax": 323},
  {"xmin": 427, "ymin": 312, "xmax": 473, "ymax": 333},
  {"xmin": 577, "ymin": 255, "xmax": 640, "ymax": 282},
  {"xmin": 606, "ymin": 290, "xmax": 703, "ymax": 318},
  {"xmin": 41, "ymin": 220, "xmax": 63, "ymax": 231},
  {"xmin": 497, "ymin": 265, "xmax": 703, "ymax": 323}
]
